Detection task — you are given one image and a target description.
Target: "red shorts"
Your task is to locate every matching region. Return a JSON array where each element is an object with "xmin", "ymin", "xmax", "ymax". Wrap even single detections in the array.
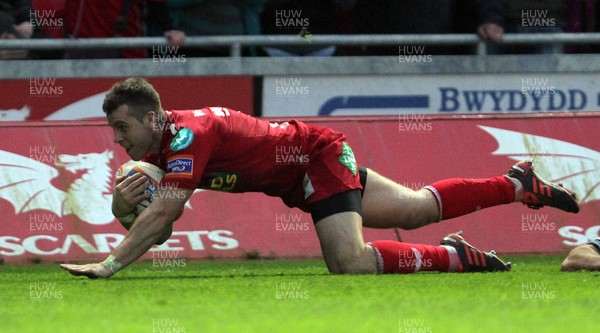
[{"xmin": 280, "ymin": 125, "xmax": 362, "ymax": 211}]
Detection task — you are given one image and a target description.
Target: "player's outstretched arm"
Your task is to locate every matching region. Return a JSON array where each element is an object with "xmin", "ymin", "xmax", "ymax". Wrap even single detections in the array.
[{"xmin": 61, "ymin": 187, "xmax": 194, "ymax": 279}]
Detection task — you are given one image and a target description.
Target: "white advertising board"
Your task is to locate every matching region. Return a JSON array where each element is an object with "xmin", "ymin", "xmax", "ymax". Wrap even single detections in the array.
[{"xmin": 263, "ymin": 73, "xmax": 600, "ymax": 116}]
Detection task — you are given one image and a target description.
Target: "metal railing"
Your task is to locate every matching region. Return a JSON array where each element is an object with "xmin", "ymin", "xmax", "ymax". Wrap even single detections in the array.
[{"xmin": 1, "ymin": 33, "xmax": 600, "ymax": 56}]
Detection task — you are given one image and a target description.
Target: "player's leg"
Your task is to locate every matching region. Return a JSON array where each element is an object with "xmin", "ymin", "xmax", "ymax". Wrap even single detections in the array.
[
  {"xmin": 304, "ymin": 135, "xmax": 510, "ymax": 274},
  {"xmin": 361, "ymin": 160, "xmax": 580, "ymax": 230},
  {"xmin": 312, "ymin": 196, "xmax": 510, "ymax": 274},
  {"xmin": 360, "ymin": 168, "xmax": 439, "ymax": 229},
  {"xmin": 360, "ymin": 167, "xmax": 516, "ymax": 229},
  {"xmin": 310, "ymin": 190, "xmax": 455, "ymax": 274},
  {"xmin": 305, "ymin": 141, "xmax": 454, "ymax": 274},
  {"xmin": 561, "ymin": 239, "xmax": 600, "ymax": 271},
  {"xmin": 313, "ymin": 210, "xmax": 377, "ymax": 274}
]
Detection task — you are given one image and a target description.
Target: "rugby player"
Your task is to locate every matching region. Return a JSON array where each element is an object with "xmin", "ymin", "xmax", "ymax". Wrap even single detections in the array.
[
  {"xmin": 561, "ymin": 238, "xmax": 600, "ymax": 271},
  {"xmin": 61, "ymin": 78, "xmax": 579, "ymax": 278}
]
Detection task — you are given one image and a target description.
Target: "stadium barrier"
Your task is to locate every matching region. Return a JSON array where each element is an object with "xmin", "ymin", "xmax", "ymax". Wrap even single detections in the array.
[
  {"xmin": 2, "ymin": 33, "xmax": 600, "ymax": 56},
  {"xmin": 1, "ymin": 112, "xmax": 599, "ymax": 264}
]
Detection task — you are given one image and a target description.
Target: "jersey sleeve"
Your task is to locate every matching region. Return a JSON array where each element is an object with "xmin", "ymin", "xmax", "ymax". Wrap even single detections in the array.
[{"xmin": 161, "ymin": 119, "xmax": 218, "ymax": 190}]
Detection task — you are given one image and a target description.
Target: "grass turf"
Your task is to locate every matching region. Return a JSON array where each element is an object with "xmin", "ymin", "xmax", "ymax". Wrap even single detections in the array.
[{"xmin": 1, "ymin": 255, "xmax": 599, "ymax": 333}]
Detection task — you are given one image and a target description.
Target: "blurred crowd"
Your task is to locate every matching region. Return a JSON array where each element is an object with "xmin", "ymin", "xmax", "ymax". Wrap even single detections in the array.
[{"xmin": 0, "ymin": 0, "xmax": 598, "ymax": 59}]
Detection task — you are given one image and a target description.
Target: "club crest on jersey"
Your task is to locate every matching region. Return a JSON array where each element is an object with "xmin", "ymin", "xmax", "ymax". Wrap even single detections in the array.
[
  {"xmin": 167, "ymin": 155, "xmax": 193, "ymax": 177},
  {"xmin": 170, "ymin": 128, "xmax": 194, "ymax": 151}
]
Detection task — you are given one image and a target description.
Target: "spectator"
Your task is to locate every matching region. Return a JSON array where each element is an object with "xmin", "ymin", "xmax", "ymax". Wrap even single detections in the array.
[
  {"xmin": 31, "ymin": 0, "xmax": 64, "ymax": 38},
  {"xmin": 564, "ymin": 0, "xmax": 597, "ymax": 53},
  {"xmin": 488, "ymin": 0, "xmax": 568, "ymax": 54},
  {"xmin": 0, "ymin": 0, "xmax": 34, "ymax": 59},
  {"xmin": 147, "ymin": 0, "xmax": 267, "ymax": 57},
  {"xmin": 461, "ymin": 0, "xmax": 504, "ymax": 44},
  {"xmin": 260, "ymin": 0, "xmax": 352, "ymax": 57},
  {"xmin": 28, "ymin": 0, "xmax": 65, "ymax": 59},
  {"xmin": 353, "ymin": 0, "xmax": 504, "ymax": 55},
  {"xmin": 63, "ymin": 0, "xmax": 185, "ymax": 59}
]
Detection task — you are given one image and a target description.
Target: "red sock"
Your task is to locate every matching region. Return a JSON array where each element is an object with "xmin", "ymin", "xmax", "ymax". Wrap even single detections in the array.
[
  {"xmin": 424, "ymin": 176, "xmax": 515, "ymax": 220},
  {"xmin": 370, "ymin": 240, "xmax": 457, "ymax": 274}
]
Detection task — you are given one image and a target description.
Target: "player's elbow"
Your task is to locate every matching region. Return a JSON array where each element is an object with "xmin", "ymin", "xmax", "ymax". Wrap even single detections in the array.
[
  {"xmin": 149, "ymin": 211, "xmax": 174, "ymax": 245},
  {"xmin": 153, "ymin": 209, "xmax": 174, "ymax": 228},
  {"xmin": 144, "ymin": 200, "xmax": 185, "ymax": 243}
]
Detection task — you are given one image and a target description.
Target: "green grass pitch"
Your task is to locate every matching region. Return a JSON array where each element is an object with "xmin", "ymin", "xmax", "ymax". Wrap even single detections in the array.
[{"xmin": 1, "ymin": 256, "xmax": 600, "ymax": 333}]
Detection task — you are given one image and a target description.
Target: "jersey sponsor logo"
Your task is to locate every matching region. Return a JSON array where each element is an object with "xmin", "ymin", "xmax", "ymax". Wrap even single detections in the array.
[
  {"xmin": 338, "ymin": 142, "xmax": 357, "ymax": 176},
  {"xmin": 166, "ymin": 155, "xmax": 193, "ymax": 177},
  {"xmin": 200, "ymin": 172, "xmax": 240, "ymax": 192},
  {"xmin": 170, "ymin": 128, "xmax": 194, "ymax": 151}
]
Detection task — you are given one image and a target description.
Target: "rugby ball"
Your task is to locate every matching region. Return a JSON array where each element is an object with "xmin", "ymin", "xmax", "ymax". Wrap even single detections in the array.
[{"xmin": 115, "ymin": 161, "xmax": 165, "ymax": 216}]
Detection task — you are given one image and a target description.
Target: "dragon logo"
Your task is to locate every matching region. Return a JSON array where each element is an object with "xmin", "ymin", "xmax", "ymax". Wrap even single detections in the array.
[
  {"xmin": 0, "ymin": 105, "xmax": 30, "ymax": 121},
  {"xmin": 0, "ymin": 150, "xmax": 115, "ymax": 225},
  {"xmin": 480, "ymin": 126, "xmax": 600, "ymax": 204}
]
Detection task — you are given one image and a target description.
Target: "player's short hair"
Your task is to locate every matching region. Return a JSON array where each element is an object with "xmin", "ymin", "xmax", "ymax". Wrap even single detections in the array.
[{"xmin": 103, "ymin": 77, "xmax": 163, "ymax": 122}]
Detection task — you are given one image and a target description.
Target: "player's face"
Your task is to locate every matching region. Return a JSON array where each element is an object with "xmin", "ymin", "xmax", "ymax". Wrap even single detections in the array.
[{"xmin": 107, "ymin": 105, "xmax": 158, "ymax": 161}]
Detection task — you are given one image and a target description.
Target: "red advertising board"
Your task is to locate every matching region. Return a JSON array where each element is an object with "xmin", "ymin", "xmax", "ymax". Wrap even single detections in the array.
[
  {"xmin": 0, "ymin": 76, "xmax": 254, "ymax": 121},
  {"xmin": 1, "ymin": 113, "xmax": 599, "ymax": 264}
]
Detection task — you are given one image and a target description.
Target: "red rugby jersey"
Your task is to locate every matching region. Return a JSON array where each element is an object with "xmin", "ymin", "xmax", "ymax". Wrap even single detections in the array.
[{"xmin": 142, "ymin": 108, "xmax": 331, "ymax": 209}]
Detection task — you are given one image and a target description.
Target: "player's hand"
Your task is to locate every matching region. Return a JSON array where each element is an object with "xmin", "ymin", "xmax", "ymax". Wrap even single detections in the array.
[
  {"xmin": 60, "ymin": 263, "xmax": 114, "ymax": 279},
  {"xmin": 112, "ymin": 174, "xmax": 150, "ymax": 217},
  {"xmin": 477, "ymin": 23, "xmax": 504, "ymax": 43}
]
